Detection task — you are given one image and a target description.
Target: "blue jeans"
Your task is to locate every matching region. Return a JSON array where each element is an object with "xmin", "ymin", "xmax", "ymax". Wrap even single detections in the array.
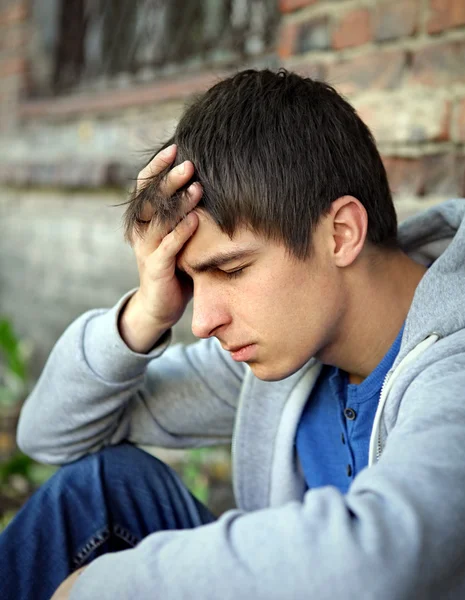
[{"xmin": 0, "ymin": 443, "xmax": 216, "ymax": 600}]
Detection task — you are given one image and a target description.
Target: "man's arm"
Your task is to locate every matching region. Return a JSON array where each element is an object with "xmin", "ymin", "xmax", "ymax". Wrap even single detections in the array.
[
  {"xmin": 68, "ymin": 349, "xmax": 465, "ymax": 600},
  {"xmin": 16, "ymin": 297, "xmax": 243, "ymax": 464},
  {"xmin": 16, "ymin": 145, "xmax": 244, "ymax": 464}
]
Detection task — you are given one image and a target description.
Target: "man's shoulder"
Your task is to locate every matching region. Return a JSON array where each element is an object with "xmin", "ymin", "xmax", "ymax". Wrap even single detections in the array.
[{"xmin": 396, "ymin": 329, "xmax": 465, "ymax": 401}]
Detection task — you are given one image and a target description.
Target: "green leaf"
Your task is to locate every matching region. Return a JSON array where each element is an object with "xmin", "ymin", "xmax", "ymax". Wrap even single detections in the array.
[
  {"xmin": 0, "ymin": 318, "xmax": 27, "ymax": 381},
  {"xmin": 28, "ymin": 463, "xmax": 57, "ymax": 486},
  {"xmin": 0, "ymin": 452, "xmax": 34, "ymax": 484}
]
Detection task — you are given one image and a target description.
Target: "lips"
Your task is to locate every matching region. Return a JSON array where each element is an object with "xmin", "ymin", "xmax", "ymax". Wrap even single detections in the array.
[
  {"xmin": 225, "ymin": 343, "xmax": 257, "ymax": 362},
  {"xmin": 223, "ymin": 344, "xmax": 252, "ymax": 352}
]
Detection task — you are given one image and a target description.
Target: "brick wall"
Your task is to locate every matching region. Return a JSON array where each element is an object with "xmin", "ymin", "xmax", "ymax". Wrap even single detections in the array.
[
  {"xmin": 0, "ymin": 0, "xmax": 463, "ymax": 513},
  {"xmin": 0, "ymin": 0, "xmax": 27, "ymax": 131},
  {"xmin": 0, "ymin": 0, "xmax": 464, "ymax": 377},
  {"xmin": 278, "ymin": 0, "xmax": 465, "ymax": 213}
]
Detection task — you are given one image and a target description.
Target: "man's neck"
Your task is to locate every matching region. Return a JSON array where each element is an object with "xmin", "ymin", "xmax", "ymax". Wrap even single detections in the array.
[{"xmin": 320, "ymin": 250, "xmax": 428, "ymax": 383}]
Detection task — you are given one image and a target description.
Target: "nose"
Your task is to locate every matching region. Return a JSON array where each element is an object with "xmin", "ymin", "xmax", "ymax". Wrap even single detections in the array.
[{"xmin": 191, "ymin": 284, "xmax": 230, "ymax": 339}]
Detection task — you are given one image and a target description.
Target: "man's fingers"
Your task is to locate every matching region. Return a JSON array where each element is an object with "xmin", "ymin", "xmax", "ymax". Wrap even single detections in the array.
[
  {"xmin": 157, "ymin": 160, "xmax": 195, "ymax": 198},
  {"xmin": 156, "ymin": 211, "xmax": 199, "ymax": 270},
  {"xmin": 137, "ymin": 143, "xmax": 177, "ymax": 188},
  {"xmin": 137, "ymin": 146, "xmax": 196, "ymax": 200},
  {"xmin": 133, "ymin": 183, "xmax": 202, "ymax": 255},
  {"xmin": 132, "ymin": 182, "xmax": 203, "ymax": 256},
  {"xmin": 183, "ymin": 182, "xmax": 203, "ymax": 213}
]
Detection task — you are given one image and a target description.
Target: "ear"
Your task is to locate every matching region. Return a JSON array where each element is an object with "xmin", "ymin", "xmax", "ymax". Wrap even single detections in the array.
[{"xmin": 329, "ymin": 196, "xmax": 368, "ymax": 268}]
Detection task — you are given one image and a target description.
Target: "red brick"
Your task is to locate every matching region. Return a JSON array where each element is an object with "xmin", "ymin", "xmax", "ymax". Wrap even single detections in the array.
[
  {"xmin": 437, "ymin": 100, "xmax": 452, "ymax": 141},
  {"xmin": 278, "ymin": 21, "xmax": 299, "ymax": 58},
  {"xmin": 0, "ymin": 1, "xmax": 27, "ymax": 26},
  {"xmin": 332, "ymin": 8, "xmax": 372, "ymax": 50},
  {"xmin": 297, "ymin": 16, "xmax": 330, "ymax": 52},
  {"xmin": 420, "ymin": 154, "xmax": 465, "ymax": 196},
  {"xmin": 459, "ymin": 159, "xmax": 465, "ymax": 196},
  {"xmin": 374, "ymin": 0, "xmax": 419, "ymax": 42},
  {"xmin": 456, "ymin": 98, "xmax": 465, "ymax": 141},
  {"xmin": 279, "ymin": 0, "xmax": 318, "ymax": 13},
  {"xmin": 0, "ymin": 26, "xmax": 26, "ymax": 53},
  {"xmin": 326, "ymin": 50, "xmax": 406, "ymax": 96},
  {"xmin": 383, "ymin": 157, "xmax": 424, "ymax": 196},
  {"xmin": 428, "ymin": 0, "xmax": 465, "ymax": 34},
  {"xmin": 383, "ymin": 154, "xmax": 465, "ymax": 197},
  {"xmin": 284, "ymin": 61, "xmax": 326, "ymax": 82},
  {"xmin": 0, "ymin": 56, "xmax": 26, "ymax": 76},
  {"xmin": 356, "ymin": 94, "xmax": 450, "ymax": 144},
  {"xmin": 410, "ymin": 41, "xmax": 465, "ymax": 86}
]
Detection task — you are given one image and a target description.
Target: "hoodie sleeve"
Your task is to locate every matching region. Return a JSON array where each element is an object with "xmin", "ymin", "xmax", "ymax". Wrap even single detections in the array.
[
  {"xmin": 69, "ymin": 348, "xmax": 465, "ymax": 600},
  {"xmin": 17, "ymin": 291, "xmax": 244, "ymax": 465}
]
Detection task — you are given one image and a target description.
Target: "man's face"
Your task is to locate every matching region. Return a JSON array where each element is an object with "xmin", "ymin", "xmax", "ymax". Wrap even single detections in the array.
[{"xmin": 177, "ymin": 210, "xmax": 344, "ymax": 381}]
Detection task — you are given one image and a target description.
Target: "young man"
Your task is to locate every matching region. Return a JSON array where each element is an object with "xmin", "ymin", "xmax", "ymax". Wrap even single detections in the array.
[{"xmin": 2, "ymin": 69, "xmax": 465, "ymax": 600}]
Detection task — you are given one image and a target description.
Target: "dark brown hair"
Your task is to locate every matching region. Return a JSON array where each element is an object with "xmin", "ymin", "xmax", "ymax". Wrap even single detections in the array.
[{"xmin": 124, "ymin": 69, "xmax": 398, "ymax": 258}]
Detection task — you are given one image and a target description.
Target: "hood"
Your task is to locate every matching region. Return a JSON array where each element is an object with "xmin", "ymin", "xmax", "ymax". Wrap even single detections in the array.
[{"xmin": 395, "ymin": 198, "xmax": 465, "ymax": 367}]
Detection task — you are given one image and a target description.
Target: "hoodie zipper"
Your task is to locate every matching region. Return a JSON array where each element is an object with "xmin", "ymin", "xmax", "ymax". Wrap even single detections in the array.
[
  {"xmin": 369, "ymin": 332, "xmax": 441, "ymax": 466},
  {"xmin": 376, "ymin": 370, "xmax": 392, "ymax": 461}
]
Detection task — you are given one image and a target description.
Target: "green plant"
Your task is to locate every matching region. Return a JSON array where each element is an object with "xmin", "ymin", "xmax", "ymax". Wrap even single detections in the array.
[
  {"xmin": 0, "ymin": 318, "xmax": 29, "ymax": 407},
  {"xmin": 0, "ymin": 317, "xmax": 56, "ymax": 531},
  {"xmin": 181, "ymin": 448, "xmax": 210, "ymax": 505}
]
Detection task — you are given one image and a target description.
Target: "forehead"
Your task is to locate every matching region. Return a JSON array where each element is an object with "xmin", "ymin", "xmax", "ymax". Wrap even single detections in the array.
[{"xmin": 176, "ymin": 210, "xmax": 264, "ymax": 273}]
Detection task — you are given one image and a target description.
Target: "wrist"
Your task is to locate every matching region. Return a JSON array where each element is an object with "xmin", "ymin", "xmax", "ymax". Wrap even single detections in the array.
[{"xmin": 118, "ymin": 292, "xmax": 170, "ymax": 353}]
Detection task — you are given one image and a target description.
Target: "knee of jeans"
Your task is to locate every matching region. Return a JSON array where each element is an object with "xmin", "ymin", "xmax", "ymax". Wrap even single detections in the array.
[
  {"xmin": 44, "ymin": 443, "xmax": 173, "ymax": 499},
  {"xmin": 98, "ymin": 443, "xmax": 175, "ymax": 485},
  {"xmin": 42, "ymin": 446, "xmax": 105, "ymax": 498}
]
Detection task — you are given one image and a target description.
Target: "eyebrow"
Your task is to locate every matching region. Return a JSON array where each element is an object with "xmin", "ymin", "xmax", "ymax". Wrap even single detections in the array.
[{"xmin": 183, "ymin": 249, "xmax": 260, "ymax": 275}]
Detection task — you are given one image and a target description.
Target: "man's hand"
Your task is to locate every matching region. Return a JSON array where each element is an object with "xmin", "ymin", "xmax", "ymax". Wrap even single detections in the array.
[
  {"xmin": 50, "ymin": 566, "xmax": 87, "ymax": 600},
  {"xmin": 119, "ymin": 143, "xmax": 203, "ymax": 353}
]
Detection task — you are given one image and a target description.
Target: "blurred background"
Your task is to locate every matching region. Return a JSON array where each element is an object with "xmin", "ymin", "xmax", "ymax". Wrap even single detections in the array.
[{"xmin": 0, "ymin": 0, "xmax": 464, "ymax": 525}]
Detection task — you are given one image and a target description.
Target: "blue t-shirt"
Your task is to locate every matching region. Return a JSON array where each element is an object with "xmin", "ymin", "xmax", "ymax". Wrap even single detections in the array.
[{"xmin": 295, "ymin": 324, "xmax": 405, "ymax": 494}]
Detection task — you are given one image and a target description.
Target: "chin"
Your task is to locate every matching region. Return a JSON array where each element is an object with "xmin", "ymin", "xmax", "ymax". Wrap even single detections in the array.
[{"xmin": 248, "ymin": 360, "xmax": 303, "ymax": 382}]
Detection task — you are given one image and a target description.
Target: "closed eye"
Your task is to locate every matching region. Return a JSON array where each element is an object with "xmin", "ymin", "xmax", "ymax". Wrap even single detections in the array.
[{"xmin": 223, "ymin": 266, "xmax": 247, "ymax": 279}]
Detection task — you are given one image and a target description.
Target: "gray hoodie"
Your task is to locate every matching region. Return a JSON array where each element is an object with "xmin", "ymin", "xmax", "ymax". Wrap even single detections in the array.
[{"xmin": 17, "ymin": 199, "xmax": 465, "ymax": 599}]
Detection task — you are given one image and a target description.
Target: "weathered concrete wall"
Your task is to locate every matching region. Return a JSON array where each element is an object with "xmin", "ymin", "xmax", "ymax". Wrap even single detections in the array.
[
  {"xmin": 0, "ymin": 0, "xmax": 463, "ymax": 514},
  {"xmin": 0, "ymin": 186, "xmax": 196, "ymax": 376},
  {"xmin": 1, "ymin": 0, "xmax": 464, "ymax": 376}
]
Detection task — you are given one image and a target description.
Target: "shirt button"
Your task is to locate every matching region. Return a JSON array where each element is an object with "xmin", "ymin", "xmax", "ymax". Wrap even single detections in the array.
[
  {"xmin": 344, "ymin": 407, "xmax": 357, "ymax": 421},
  {"xmin": 347, "ymin": 464, "xmax": 353, "ymax": 477}
]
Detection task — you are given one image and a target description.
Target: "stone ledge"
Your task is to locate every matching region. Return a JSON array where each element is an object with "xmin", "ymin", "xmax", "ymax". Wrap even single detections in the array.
[
  {"xmin": 18, "ymin": 70, "xmax": 232, "ymax": 120},
  {"xmin": 0, "ymin": 160, "xmax": 135, "ymax": 189}
]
